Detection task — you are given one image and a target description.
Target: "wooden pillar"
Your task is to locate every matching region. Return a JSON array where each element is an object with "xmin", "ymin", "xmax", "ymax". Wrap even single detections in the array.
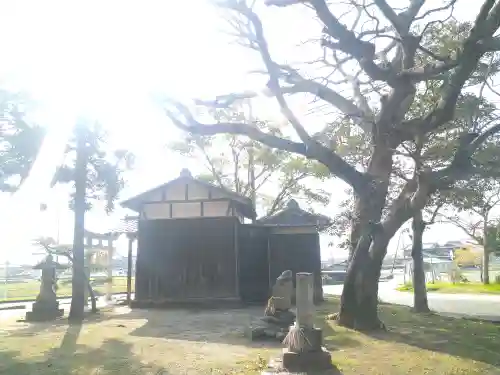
[
  {"xmin": 106, "ymin": 236, "xmax": 114, "ymax": 301},
  {"xmin": 126, "ymin": 233, "xmax": 134, "ymax": 304},
  {"xmin": 234, "ymin": 220, "xmax": 240, "ymax": 299},
  {"xmin": 267, "ymin": 231, "xmax": 272, "ymax": 290}
]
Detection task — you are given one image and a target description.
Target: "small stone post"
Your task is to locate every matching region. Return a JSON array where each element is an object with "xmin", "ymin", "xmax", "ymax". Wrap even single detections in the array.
[
  {"xmin": 279, "ymin": 272, "xmax": 332, "ymax": 373},
  {"xmin": 296, "ymin": 272, "xmax": 314, "ymax": 329}
]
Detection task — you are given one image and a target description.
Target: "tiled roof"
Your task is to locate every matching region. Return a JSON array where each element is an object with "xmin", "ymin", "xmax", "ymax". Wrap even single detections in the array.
[
  {"xmin": 256, "ymin": 199, "xmax": 331, "ymax": 230},
  {"xmin": 110, "ymin": 216, "xmax": 138, "ymax": 234}
]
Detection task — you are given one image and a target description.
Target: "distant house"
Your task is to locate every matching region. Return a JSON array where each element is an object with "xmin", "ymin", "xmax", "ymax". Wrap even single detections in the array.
[{"xmin": 403, "ymin": 240, "xmax": 483, "ymax": 260}]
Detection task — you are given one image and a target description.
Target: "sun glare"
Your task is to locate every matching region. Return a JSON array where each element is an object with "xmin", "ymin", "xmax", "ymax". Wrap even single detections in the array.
[{"xmin": 0, "ymin": 0, "xmax": 476, "ymax": 263}]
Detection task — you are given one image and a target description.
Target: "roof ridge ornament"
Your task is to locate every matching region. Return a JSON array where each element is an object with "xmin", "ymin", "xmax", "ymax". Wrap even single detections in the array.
[
  {"xmin": 287, "ymin": 199, "xmax": 300, "ymax": 209},
  {"xmin": 179, "ymin": 168, "xmax": 193, "ymax": 178}
]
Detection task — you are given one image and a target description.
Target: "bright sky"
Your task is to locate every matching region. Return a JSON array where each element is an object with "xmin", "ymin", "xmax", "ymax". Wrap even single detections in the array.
[{"xmin": 0, "ymin": 0, "xmax": 479, "ymax": 264}]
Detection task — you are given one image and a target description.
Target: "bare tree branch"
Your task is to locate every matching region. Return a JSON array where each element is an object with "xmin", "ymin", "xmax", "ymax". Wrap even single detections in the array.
[
  {"xmin": 414, "ymin": 0, "xmax": 457, "ymax": 21},
  {"xmin": 423, "ymin": 202, "xmax": 444, "ymax": 226},
  {"xmin": 226, "ymin": 1, "xmax": 314, "ymax": 146},
  {"xmin": 373, "ymin": 0, "xmax": 407, "ymax": 36},
  {"xmin": 439, "ymin": 213, "xmax": 483, "ymax": 242},
  {"xmin": 164, "ymin": 101, "xmax": 369, "ymax": 192}
]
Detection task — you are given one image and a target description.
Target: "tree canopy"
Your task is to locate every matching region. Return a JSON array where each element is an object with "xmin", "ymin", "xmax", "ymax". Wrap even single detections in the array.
[
  {"xmin": 51, "ymin": 122, "xmax": 134, "ymax": 213},
  {"xmin": 164, "ymin": 0, "xmax": 500, "ymax": 329},
  {"xmin": 0, "ymin": 90, "xmax": 45, "ymax": 192}
]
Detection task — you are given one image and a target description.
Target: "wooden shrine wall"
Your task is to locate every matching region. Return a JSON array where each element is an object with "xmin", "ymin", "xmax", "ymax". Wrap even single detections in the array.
[
  {"xmin": 135, "ymin": 217, "xmax": 239, "ymax": 302},
  {"xmin": 268, "ymin": 231, "xmax": 323, "ymax": 300},
  {"xmin": 237, "ymin": 225, "xmax": 270, "ymax": 303}
]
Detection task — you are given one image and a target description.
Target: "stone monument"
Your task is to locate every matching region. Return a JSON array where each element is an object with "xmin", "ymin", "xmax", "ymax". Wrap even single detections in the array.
[
  {"xmin": 264, "ymin": 272, "xmax": 332, "ymax": 373},
  {"xmin": 247, "ymin": 270, "xmax": 295, "ymax": 341},
  {"xmin": 25, "ymin": 255, "xmax": 65, "ymax": 321}
]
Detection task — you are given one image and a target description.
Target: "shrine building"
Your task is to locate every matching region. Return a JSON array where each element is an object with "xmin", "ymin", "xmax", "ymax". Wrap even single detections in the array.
[{"xmin": 118, "ymin": 169, "xmax": 330, "ymax": 306}]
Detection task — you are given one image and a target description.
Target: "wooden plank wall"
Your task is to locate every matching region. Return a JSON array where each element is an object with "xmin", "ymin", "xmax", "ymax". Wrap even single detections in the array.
[
  {"xmin": 237, "ymin": 225, "xmax": 270, "ymax": 303},
  {"xmin": 136, "ymin": 217, "xmax": 239, "ymax": 302},
  {"xmin": 268, "ymin": 232, "xmax": 323, "ymax": 301}
]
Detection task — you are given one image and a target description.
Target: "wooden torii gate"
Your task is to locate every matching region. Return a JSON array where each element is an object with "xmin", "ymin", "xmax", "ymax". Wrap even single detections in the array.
[
  {"xmin": 109, "ymin": 215, "xmax": 138, "ymax": 304},
  {"xmin": 83, "ymin": 230, "xmax": 119, "ymax": 302}
]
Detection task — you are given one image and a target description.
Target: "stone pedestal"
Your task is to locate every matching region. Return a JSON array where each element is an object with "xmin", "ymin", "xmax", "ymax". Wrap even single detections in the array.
[
  {"xmin": 26, "ymin": 300, "xmax": 64, "ymax": 322},
  {"xmin": 246, "ymin": 309, "xmax": 295, "ymax": 341},
  {"xmin": 282, "ymin": 347, "xmax": 333, "ymax": 372},
  {"xmin": 26, "ymin": 255, "xmax": 65, "ymax": 322},
  {"xmin": 247, "ymin": 270, "xmax": 295, "ymax": 342},
  {"xmin": 267, "ymin": 272, "xmax": 332, "ymax": 373},
  {"xmin": 263, "ymin": 347, "xmax": 334, "ymax": 375}
]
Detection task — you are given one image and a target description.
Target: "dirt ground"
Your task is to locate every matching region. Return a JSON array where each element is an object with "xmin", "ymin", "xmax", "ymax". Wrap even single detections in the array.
[
  {"xmin": 0, "ymin": 305, "xmax": 279, "ymax": 374},
  {"xmin": 4, "ymin": 299, "xmax": 498, "ymax": 374}
]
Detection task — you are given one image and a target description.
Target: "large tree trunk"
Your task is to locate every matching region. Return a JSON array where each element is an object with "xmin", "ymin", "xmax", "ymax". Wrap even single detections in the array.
[
  {"xmin": 483, "ymin": 249, "xmax": 490, "ymax": 285},
  {"xmin": 483, "ymin": 221, "xmax": 490, "ymax": 284},
  {"xmin": 411, "ymin": 210, "xmax": 430, "ymax": 313},
  {"xmin": 68, "ymin": 125, "xmax": 88, "ymax": 322},
  {"xmin": 64, "ymin": 252, "xmax": 98, "ymax": 313},
  {"xmin": 337, "ymin": 234, "xmax": 388, "ymax": 330},
  {"xmin": 338, "ymin": 133, "xmax": 404, "ymax": 330},
  {"xmin": 339, "ymin": 145, "xmax": 393, "ymax": 330}
]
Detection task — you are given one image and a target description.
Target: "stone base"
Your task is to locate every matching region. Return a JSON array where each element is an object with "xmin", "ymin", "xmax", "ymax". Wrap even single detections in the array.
[
  {"xmin": 289, "ymin": 327, "xmax": 322, "ymax": 352},
  {"xmin": 282, "ymin": 347, "xmax": 332, "ymax": 372},
  {"xmin": 262, "ymin": 348, "xmax": 334, "ymax": 374},
  {"xmin": 246, "ymin": 325, "xmax": 288, "ymax": 341},
  {"xmin": 262, "ymin": 310, "xmax": 296, "ymax": 328},
  {"xmin": 26, "ymin": 308, "xmax": 64, "ymax": 322},
  {"xmin": 25, "ymin": 300, "xmax": 64, "ymax": 322},
  {"xmin": 246, "ymin": 309, "xmax": 296, "ymax": 342}
]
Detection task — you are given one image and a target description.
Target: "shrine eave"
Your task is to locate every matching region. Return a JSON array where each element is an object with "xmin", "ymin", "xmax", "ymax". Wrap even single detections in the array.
[{"xmin": 256, "ymin": 199, "xmax": 331, "ymax": 231}]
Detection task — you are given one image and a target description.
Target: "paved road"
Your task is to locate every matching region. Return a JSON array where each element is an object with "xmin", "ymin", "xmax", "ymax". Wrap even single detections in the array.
[{"xmin": 323, "ymin": 274, "xmax": 500, "ymax": 321}]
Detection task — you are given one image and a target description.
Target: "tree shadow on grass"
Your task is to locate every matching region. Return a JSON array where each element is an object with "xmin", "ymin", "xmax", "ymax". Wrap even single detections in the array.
[
  {"xmin": 0, "ymin": 337, "xmax": 170, "ymax": 374},
  {"xmin": 7, "ymin": 307, "xmax": 148, "ymax": 338},
  {"xmin": 315, "ymin": 316, "xmax": 361, "ymax": 351},
  {"xmin": 54, "ymin": 322, "xmax": 82, "ymax": 357},
  {"xmin": 370, "ymin": 303, "xmax": 500, "ymax": 367}
]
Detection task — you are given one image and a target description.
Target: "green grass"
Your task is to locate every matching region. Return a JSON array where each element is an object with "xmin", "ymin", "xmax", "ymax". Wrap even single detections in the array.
[
  {"xmin": 0, "ymin": 298, "xmax": 499, "ymax": 374},
  {"xmin": 397, "ymin": 281, "xmax": 500, "ymax": 294},
  {"xmin": 317, "ymin": 299, "xmax": 500, "ymax": 374},
  {"xmin": 0, "ymin": 277, "xmax": 135, "ymax": 302}
]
